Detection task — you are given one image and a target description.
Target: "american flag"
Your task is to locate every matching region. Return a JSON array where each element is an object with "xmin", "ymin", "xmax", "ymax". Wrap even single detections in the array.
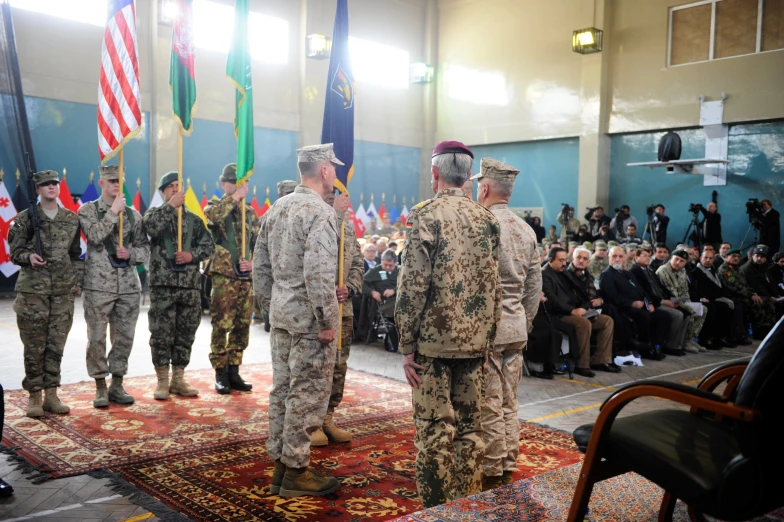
[{"xmin": 98, "ymin": 0, "xmax": 142, "ymax": 162}]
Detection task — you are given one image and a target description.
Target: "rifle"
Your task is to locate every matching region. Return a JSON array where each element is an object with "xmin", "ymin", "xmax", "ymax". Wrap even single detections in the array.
[{"xmin": 25, "ymin": 153, "xmax": 43, "ymax": 257}]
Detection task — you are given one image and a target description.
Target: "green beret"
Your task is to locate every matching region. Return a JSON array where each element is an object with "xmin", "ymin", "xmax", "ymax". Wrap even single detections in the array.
[
  {"xmin": 726, "ymin": 248, "xmax": 741, "ymax": 256},
  {"xmin": 33, "ymin": 170, "xmax": 59, "ymax": 186},
  {"xmin": 672, "ymin": 249, "xmax": 689, "ymax": 260},
  {"xmin": 157, "ymin": 171, "xmax": 179, "ymax": 191},
  {"xmin": 220, "ymin": 163, "xmax": 237, "ymax": 183}
]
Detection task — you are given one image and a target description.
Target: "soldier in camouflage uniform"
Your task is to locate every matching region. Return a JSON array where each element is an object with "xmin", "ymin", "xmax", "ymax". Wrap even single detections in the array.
[
  {"xmin": 587, "ymin": 240, "xmax": 609, "ymax": 279},
  {"xmin": 144, "ymin": 172, "xmax": 215, "ymax": 400},
  {"xmin": 204, "ymin": 164, "xmax": 260, "ymax": 394},
  {"xmin": 718, "ymin": 249, "xmax": 776, "ymax": 337},
  {"xmin": 9, "ymin": 170, "xmax": 84, "ymax": 418},
  {"xmin": 311, "ymin": 191, "xmax": 363, "ymax": 447},
  {"xmin": 79, "ymin": 165, "xmax": 149, "ymax": 408},
  {"xmin": 253, "ymin": 144, "xmax": 342, "ymax": 497},
  {"xmin": 396, "ymin": 141, "xmax": 502, "ymax": 508},
  {"xmin": 473, "ymin": 158, "xmax": 542, "ymax": 490},
  {"xmin": 656, "ymin": 249, "xmax": 707, "ymax": 352}
]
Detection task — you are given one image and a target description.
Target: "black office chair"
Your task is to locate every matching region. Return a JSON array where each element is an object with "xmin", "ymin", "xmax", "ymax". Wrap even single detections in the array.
[{"xmin": 567, "ymin": 316, "xmax": 784, "ymax": 522}]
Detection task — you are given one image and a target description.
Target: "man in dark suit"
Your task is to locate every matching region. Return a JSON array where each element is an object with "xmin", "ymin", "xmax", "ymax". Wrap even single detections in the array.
[
  {"xmin": 541, "ymin": 247, "xmax": 618, "ymax": 378},
  {"xmin": 599, "ymin": 247, "xmax": 668, "ymax": 360},
  {"xmin": 759, "ymin": 200, "xmax": 780, "ymax": 255}
]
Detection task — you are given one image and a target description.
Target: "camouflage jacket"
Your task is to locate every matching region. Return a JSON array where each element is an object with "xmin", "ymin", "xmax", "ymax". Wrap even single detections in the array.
[
  {"xmin": 335, "ymin": 213, "xmax": 364, "ymax": 319},
  {"xmin": 656, "ymin": 262, "xmax": 695, "ymax": 314},
  {"xmin": 204, "ymin": 194, "xmax": 260, "ymax": 280},
  {"xmin": 587, "ymin": 255, "xmax": 608, "ymax": 280},
  {"xmin": 253, "ymin": 186, "xmax": 339, "ymax": 333},
  {"xmin": 717, "ymin": 261, "xmax": 754, "ymax": 300},
  {"xmin": 9, "ymin": 206, "xmax": 84, "ymax": 295},
  {"xmin": 489, "ymin": 203, "xmax": 541, "ymax": 345},
  {"xmin": 395, "ymin": 188, "xmax": 502, "ymax": 358},
  {"xmin": 78, "ymin": 198, "xmax": 149, "ymax": 294},
  {"xmin": 143, "ymin": 203, "xmax": 215, "ymax": 289}
]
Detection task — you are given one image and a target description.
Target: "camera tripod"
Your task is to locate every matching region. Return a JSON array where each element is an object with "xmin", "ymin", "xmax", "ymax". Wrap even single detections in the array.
[
  {"xmin": 682, "ymin": 211, "xmax": 703, "ymax": 251},
  {"xmin": 739, "ymin": 224, "xmax": 760, "ymax": 253}
]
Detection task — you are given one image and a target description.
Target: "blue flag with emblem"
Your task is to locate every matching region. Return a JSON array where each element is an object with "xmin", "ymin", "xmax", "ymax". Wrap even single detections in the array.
[{"xmin": 320, "ymin": 0, "xmax": 354, "ymax": 194}]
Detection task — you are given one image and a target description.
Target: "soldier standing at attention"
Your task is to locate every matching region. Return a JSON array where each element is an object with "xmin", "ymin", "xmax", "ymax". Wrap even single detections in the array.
[
  {"xmin": 144, "ymin": 172, "xmax": 215, "ymax": 400},
  {"xmin": 79, "ymin": 165, "xmax": 149, "ymax": 408},
  {"xmin": 395, "ymin": 141, "xmax": 502, "ymax": 508},
  {"xmin": 473, "ymin": 158, "xmax": 542, "ymax": 490},
  {"xmin": 253, "ymin": 144, "xmax": 342, "ymax": 497},
  {"xmin": 10, "ymin": 170, "xmax": 84, "ymax": 418},
  {"xmin": 311, "ymin": 190, "xmax": 364, "ymax": 446},
  {"xmin": 204, "ymin": 164, "xmax": 259, "ymax": 394}
]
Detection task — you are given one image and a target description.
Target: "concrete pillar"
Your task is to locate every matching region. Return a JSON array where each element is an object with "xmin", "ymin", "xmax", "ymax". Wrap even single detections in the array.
[{"xmin": 417, "ymin": 0, "xmax": 438, "ymax": 202}]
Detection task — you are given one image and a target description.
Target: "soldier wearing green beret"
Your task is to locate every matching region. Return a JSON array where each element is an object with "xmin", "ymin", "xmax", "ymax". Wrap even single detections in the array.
[
  {"xmin": 9, "ymin": 170, "xmax": 84, "ymax": 418},
  {"xmin": 144, "ymin": 172, "xmax": 215, "ymax": 400}
]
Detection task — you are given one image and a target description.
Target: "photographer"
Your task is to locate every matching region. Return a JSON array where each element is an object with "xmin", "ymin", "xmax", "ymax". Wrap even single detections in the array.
[
  {"xmin": 759, "ymin": 199, "xmax": 780, "ymax": 254},
  {"xmin": 594, "ymin": 224, "xmax": 614, "ymax": 242},
  {"xmin": 585, "ymin": 206, "xmax": 611, "ymax": 238},
  {"xmin": 572, "ymin": 224, "xmax": 592, "ymax": 244},
  {"xmin": 609, "ymin": 205, "xmax": 638, "ymax": 239},
  {"xmin": 557, "ymin": 204, "xmax": 580, "ymax": 240},
  {"xmin": 698, "ymin": 202, "xmax": 722, "ymax": 249},
  {"xmin": 649, "ymin": 204, "xmax": 669, "ymax": 244}
]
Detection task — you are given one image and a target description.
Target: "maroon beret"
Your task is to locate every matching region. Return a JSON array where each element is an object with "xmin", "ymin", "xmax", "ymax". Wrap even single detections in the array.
[{"xmin": 432, "ymin": 140, "xmax": 474, "ymax": 159}]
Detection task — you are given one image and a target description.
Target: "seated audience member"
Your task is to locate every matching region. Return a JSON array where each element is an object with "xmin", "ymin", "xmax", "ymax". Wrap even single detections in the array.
[
  {"xmin": 650, "ymin": 243, "xmax": 670, "ymax": 273},
  {"xmin": 629, "ymin": 248, "xmax": 690, "ymax": 356},
  {"xmin": 594, "ymin": 224, "xmax": 614, "ymax": 243},
  {"xmin": 567, "ymin": 241, "xmax": 578, "ymax": 260},
  {"xmin": 716, "ymin": 242, "xmax": 732, "ymax": 267},
  {"xmin": 374, "ymin": 240, "xmax": 388, "ymax": 263},
  {"xmin": 526, "ymin": 294, "xmax": 567, "ymax": 380},
  {"xmin": 767, "ymin": 252, "xmax": 784, "ymax": 296},
  {"xmin": 740, "ymin": 247, "xmax": 784, "ymax": 319},
  {"xmin": 690, "ymin": 249, "xmax": 751, "ymax": 346},
  {"xmin": 572, "ymin": 225, "xmax": 592, "ymax": 244},
  {"xmin": 656, "ymin": 250, "xmax": 709, "ymax": 350},
  {"xmin": 587, "ymin": 241, "xmax": 609, "ymax": 279},
  {"xmin": 546, "ymin": 225, "xmax": 558, "ymax": 243},
  {"xmin": 387, "ymin": 241, "xmax": 401, "ymax": 264},
  {"xmin": 599, "ymin": 247, "xmax": 669, "ymax": 360},
  {"xmin": 619, "ymin": 224, "xmax": 643, "ymax": 246},
  {"xmin": 362, "ymin": 249, "xmax": 400, "ymax": 351},
  {"xmin": 541, "ymin": 247, "xmax": 618, "ymax": 378},
  {"xmin": 362, "ymin": 243, "xmax": 378, "ymax": 272},
  {"xmin": 718, "ymin": 249, "xmax": 777, "ymax": 339}
]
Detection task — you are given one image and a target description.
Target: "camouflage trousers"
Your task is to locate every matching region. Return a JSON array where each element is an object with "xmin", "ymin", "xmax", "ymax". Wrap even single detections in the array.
[
  {"xmin": 84, "ymin": 290, "xmax": 140, "ymax": 379},
  {"xmin": 148, "ymin": 287, "xmax": 201, "ymax": 368},
  {"xmin": 481, "ymin": 341, "xmax": 525, "ymax": 477},
  {"xmin": 267, "ymin": 328, "xmax": 336, "ymax": 468},
  {"xmin": 15, "ymin": 293, "xmax": 75, "ymax": 392},
  {"xmin": 740, "ymin": 298, "xmax": 777, "ymax": 331},
  {"xmin": 209, "ymin": 275, "xmax": 252, "ymax": 369},
  {"xmin": 327, "ymin": 317, "xmax": 353, "ymax": 414},
  {"xmin": 413, "ymin": 353, "xmax": 485, "ymax": 508},
  {"xmin": 680, "ymin": 304, "xmax": 707, "ymax": 340}
]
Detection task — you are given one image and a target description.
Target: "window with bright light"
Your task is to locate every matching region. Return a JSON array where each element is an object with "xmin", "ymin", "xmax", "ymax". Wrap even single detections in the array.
[
  {"xmin": 349, "ymin": 37, "xmax": 409, "ymax": 89},
  {"xmin": 445, "ymin": 65, "xmax": 509, "ymax": 106},
  {"xmin": 9, "ymin": 0, "xmax": 107, "ymax": 27}
]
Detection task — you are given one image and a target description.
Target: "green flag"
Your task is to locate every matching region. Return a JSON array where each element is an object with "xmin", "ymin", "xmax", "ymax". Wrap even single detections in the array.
[
  {"xmin": 226, "ymin": 0, "xmax": 254, "ymax": 185},
  {"xmin": 169, "ymin": 0, "xmax": 197, "ymax": 135}
]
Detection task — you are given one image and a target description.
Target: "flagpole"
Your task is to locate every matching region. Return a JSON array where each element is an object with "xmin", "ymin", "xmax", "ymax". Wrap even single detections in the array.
[
  {"xmin": 118, "ymin": 147, "xmax": 124, "ymax": 248},
  {"xmin": 337, "ymin": 219, "xmax": 345, "ymax": 351},
  {"xmin": 241, "ymin": 195, "xmax": 246, "ymax": 261},
  {"xmin": 177, "ymin": 127, "xmax": 183, "ymax": 251}
]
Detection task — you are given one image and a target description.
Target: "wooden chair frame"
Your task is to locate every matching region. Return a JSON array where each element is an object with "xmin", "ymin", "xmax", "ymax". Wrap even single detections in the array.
[{"xmin": 566, "ymin": 362, "xmax": 755, "ymax": 522}]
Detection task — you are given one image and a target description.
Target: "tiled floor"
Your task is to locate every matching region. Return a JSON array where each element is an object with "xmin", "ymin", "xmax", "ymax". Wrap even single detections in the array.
[{"xmin": 0, "ymin": 297, "xmax": 758, "ymax": 521}]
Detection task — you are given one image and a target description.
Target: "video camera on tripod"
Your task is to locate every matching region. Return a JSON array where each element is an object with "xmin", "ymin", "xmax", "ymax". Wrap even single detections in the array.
[
  {"xmin": 746, "ymin": 198, "xmax": 764, "ymax": 229},
  {"xmin": 688, "ymin": 202, "xmax": 704, "ymax": 214}
]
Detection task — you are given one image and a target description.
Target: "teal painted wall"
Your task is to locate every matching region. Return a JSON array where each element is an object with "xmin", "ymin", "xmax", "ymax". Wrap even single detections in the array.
[
  {"xmin": 610, "ymin": 121, "xmax": 784, "ymax": 250},
  {"xmin": 350, "ymin": 141, "xmax": 421, "ymax": 212},
  {"xmin": 471, "ymin": 138, "xmax": 580, "ymax": 228}
]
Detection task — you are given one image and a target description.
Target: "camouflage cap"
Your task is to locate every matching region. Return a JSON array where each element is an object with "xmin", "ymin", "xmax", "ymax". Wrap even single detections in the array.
[
  {"xmin": 624, "ymin": 244, "xmax": 637, "ymax": 252},
  {"xmin": 607, "ymin": 240, "xmax": 619, "ymax": 247},
  {"xmin": 594, "ymin": 240, "xmax": 608, "ymax": 250},
  {"xmin": 296, "ymin": 143, "xmax": 344, "ymax": 166},
  {"xmin": 157, "ymin": 171, "xmax": 179, "ymax": 191},
  {"xmin": 277, "ymin": 180, "xmax": 297, "ymax": 196},
  {"xmin": 582, "ymin": 241, "xmax": 594, "ymax": 250},
  {"xmin": 99, "ymin": 165, "xmax": 124, "ymax": 181},
  {"xmin": 469, "ymin": 157, "xmax": 520, "ymax": 182},
  {"xmin": 220, "ymin": 163, "xmax": 237, "ymax": 183},
  {"xmin": 33, "ymin": 170, "xmax": 59, "ymax": 186},
  {"xmin": 568, "ymin": 241, "xmax": 578, "ymax": 247}
]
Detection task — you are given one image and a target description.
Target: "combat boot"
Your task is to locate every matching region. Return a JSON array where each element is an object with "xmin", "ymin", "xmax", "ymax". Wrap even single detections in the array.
[
  {"xmin": 270, "ymin": 460, "xmax": 286, "ymax": 495},
  {"xmin": 228, "ymin": 365, "xmax": 252, "ymax": 391},
  {"xmin": 311, "ymin": 427, "xmax": 328, "ymax": 447},
  {"xmin": 170, "ymin": 366, "xmax": 199, "ymax": 397},
  {"xmin": 501, "ymin": 470, "xmax": 514, "ymax": 485},
  {"xmin": 93, "ymin": 378, "xmax": 109, "ymax": 408},
  {"xmin": 279, "ymin": 467, "xmax": 340, "ymax": 498},
  {"xmin": 108, "ymin": 375, "xmax": 135, "ymax": 404},
  {"xmin": 26, "ymin": 390, "xmax": 44, "ymax": 418},
  {"xmin": 153, "ymin": 366, "xmax": 170, "ymax": 401},
  {"xmin": 322, "ymin": 413, "xmax": 351, "ymax": 443},
  {"xmin": 482, "ymin": 474, "xmax": 504, "ymax": 491},
  {"xmin": 215, "ymin": 367, "xmax": 231, "ymax": 395},
  {"xmin": 42, "ymin": 387, "xmax": 70, "ymax": 414}
]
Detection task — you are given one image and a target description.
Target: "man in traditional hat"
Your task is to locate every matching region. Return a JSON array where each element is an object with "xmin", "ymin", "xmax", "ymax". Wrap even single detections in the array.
[
  {"xmin": 9, "ymin": 170, "xmax": 84, "ymax": 418},
  {"xmin": 396, "ymin": 140, "xmax": 501, "ymax": 507},
  {"xmin": 144, "ymin": 172, "xmax": 215, "ymax": 400},
  {"xmin": 204, "ymin": 163, "xmax": 260, "ymax": 393},
  {"xmin": 473, "ymin": 158, "xmax": 541, "ymax": 490},
  {"xmin": 254, "ymin": 143, "xmax": 343, "ymax": 497},
  {"xmin": 79, "ymin": 165, "xmax": 149, "ymax": 408}
]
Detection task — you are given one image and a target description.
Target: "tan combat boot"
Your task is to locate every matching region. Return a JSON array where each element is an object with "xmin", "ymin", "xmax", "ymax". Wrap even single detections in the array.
[
  {"xmin": 169, "ymin": 366, "xmax": 199, "ymax": 397},
  {"xmin": 153, "ymin": 366, "xmax": 170, "ymax": 400},
  {"xmin": 270, "ymin": 460, "xmax": 285, "ymax": 495},
  {"xmin": 108, "ymin": 375, "xmax": 135, "ymax": 404},
  {"xmin": 93, "ymin": 378, "xmax": 109, "ymax": 408},
  {"xmin": 482, "ymin": 474, "xmax": 504, "ymax": 491},
  {"xmin": 322, "ymin": 413, "xmax": 351, "ymax": 443},
  {"xmin": 279, "ymin": 467, "xmax": 340, "ymax": 498},
  {"xmin": 311, "ymin": 427, "xmax": 328, "ymax": 447},
  {"xmin": 26, "ymin": 390, "xmax": 44, "ymax": 418},
  {"xmin": 42, "ymin": 387, "xmax": 70, "ymax": 414}
]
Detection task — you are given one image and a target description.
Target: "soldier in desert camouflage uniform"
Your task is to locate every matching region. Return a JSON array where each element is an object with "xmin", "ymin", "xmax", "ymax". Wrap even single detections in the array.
[
  {"xmin": 396, "ymin": 141, "xmax": 502, "ymax": 508},
  {"xmin": 9, "ymin": 170, "xmax": 84, "ymax": 418},
  {"xmin": 78, "ymin": 165, "xmax": 149, "ymax": 408},
  {"xmin": 204, "ymin": 164, "xmax": 260, "ymax": 394},
  {"xmin": 656, "ymin": 249, "xmax": 707, "ymax": 352},
  {"xmin": 144, "ymin": 172, "xmax": 215, "ymax": 400},
  {"xmin": 473, "ymin": 158, "xmax": 542, "ymax": 490},
  {"xmin": 587, "ymin": 240, "xmax": 609, "ymax": 279}
]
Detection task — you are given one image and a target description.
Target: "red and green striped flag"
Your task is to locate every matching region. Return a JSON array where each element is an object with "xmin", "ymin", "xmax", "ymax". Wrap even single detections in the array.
[
  {"xmin": 226, "ymin": 0, "xmax": 254, "ymax": 185},
  {"xmin": 170, "ymin": 0, "xmax": 196, "ymax": 135}
]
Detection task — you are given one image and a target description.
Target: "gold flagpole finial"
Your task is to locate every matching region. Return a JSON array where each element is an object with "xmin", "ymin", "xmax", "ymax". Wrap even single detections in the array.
[
  {"xmin": 62, "ymin": 168, "xmax": 67, "ymax": 180},
  {"xmin": 253, "ymin": 186, "xmax": 257, "ymax": 196},
  {"xmin": 187, "ymin": 178, "xmax": 192, "ymax": 187},
  {"xmin": 266, "ymin": 186, "xmax": 270, "ymax": 197},
  {"xmin": 370, "ymin": 193, "xmax": 375, "ymax": 202},
  {"xmin": 136, "ymin": 177, "xmax": 141, "ymax": 190},
  {"xmin": 89, "ymin": 171, "xmax": 94, "ymax": 184},
  {"xmin": 381, "ymin": 192, "xmax": 385, "ymax": 202},
  {"xmin": 360, "ymin": 193, "xmax": 364, "ymax": 203},
  {"xmin": 216, "ymin": 181, "xmax": 220, "ymax": 190},
  {"xmin": 203, "ymin": 183, "xmax": 207, "ymax": 195},
  {"xmin": 393, "ymin": 194, "xmax": 396, "ymax": 205},
  {"xmin": 0, "ymin": 169, "xmax": 4, "ymax": 184},
  {"xmin": 16, "ymin": 169, "xmax": 21, "ymax": 186},
  {"xmin": 402, "ymin": 195, "xmax": 406, "ymax": 206}
]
